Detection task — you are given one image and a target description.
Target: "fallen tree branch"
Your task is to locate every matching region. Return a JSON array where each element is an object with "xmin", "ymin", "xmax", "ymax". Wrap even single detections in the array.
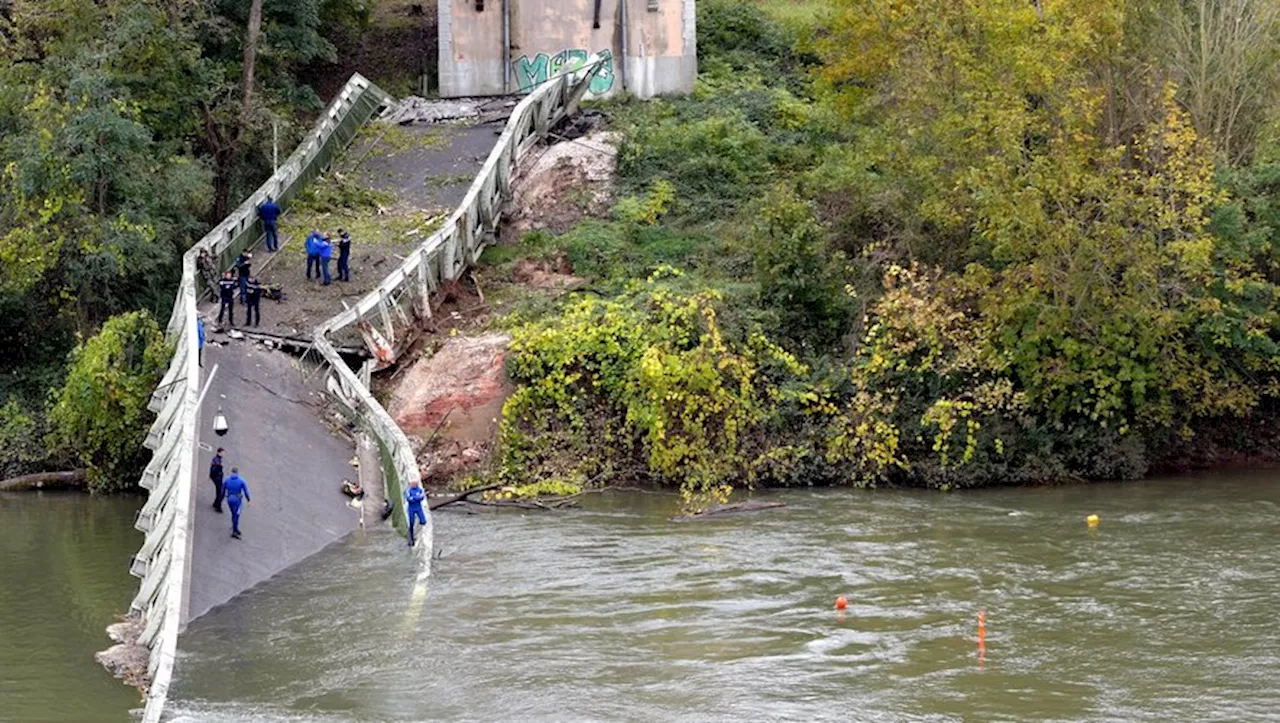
[
  {"xmin": 670, "ymin": 500, "xmax": 786, "ymax": 522},
  {"xmin": 428, "ymin": 482, "xmax": 503, "ymax": 510},
  {"xmin": 0, "ymin": 469, "xmax": 87, "ymax": 491}
]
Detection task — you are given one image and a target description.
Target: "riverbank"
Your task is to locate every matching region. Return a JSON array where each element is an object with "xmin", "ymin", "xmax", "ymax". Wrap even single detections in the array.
[{"xmin": 365, "ymin": 0, "xmax": 1280, "ymax": 510}]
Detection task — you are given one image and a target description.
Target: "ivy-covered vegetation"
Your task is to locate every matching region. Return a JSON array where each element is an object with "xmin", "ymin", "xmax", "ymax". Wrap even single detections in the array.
[{"xmin": 489, "ymin": 0, "xmax": 1280, "ymax": 504}]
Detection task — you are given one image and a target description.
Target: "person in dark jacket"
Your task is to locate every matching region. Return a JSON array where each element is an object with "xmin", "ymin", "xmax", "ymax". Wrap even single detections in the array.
[
  {"xmin": 336, "ymin": 229, "xmax": 352, "ymax": 282},
  {"xmin": 319, "ymin": 233, "xmax": 334, "ymax": 285},
  {"xmin": 305, "ymin": 230, "xmax": 322, "ymax": 280},
  {"xmin": 236, "ymin": 251, "xmax": 253, "ymax": 302},
  {"xmin": 222, "ymin": 468, "xmax": 251, "ymax": 539},
  {"xmin": 244, "ymin": 276, "xmax": 263, "ymax": 327},
  {"xmin": 405, "ymin": 478, "xmax": 427, "ymax": 547},
  {"xmin": 257, "ymin": 197, "xmax": 281, "ymax": 251},
  {"xmin": 217, "ymin": 271, "xmax": 237, "ymax": 326},
  {"xmin": 209, "ymin": 447, "xmax": 225, "ymax": 513}
]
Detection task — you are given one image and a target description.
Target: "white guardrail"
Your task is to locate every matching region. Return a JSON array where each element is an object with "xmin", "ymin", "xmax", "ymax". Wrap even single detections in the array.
[
  {"xmin": 126, "ymin": 74, "xmax": 393, "ymax": 723},
  {"xmin": 124, "ymin": 54, "xmax": 605, "ymax": 722}
]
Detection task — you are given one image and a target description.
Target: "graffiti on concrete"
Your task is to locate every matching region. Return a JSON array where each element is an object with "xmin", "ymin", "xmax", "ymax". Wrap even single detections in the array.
[{"xmin": 513, "ymin": 48, "xmax": 615, "ymax": 95}]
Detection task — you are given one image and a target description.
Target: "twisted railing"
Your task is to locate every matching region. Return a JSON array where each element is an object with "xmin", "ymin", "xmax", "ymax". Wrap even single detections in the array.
[
  {"xmin": 312, "ymin": 55, "xmax": 608, "ymax": 557},
  {"xmin": 123, "ymin": 74, "xmax": 393, "ymax": 723}
]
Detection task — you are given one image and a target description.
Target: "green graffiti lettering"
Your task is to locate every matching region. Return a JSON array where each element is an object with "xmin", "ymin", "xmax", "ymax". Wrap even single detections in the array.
[
  {"xmin": 513, "ymin": 53, "xmax": 550, "ymax": 93},
  {"xmin": 590, "ymin": 49, "xmax": 615, "ymax": 95},
  {"xmin": 511, "ymin": 48, "xmax": 615, "ymax": 95}
]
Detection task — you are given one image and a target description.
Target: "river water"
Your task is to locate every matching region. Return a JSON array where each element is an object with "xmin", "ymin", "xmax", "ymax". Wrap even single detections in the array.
[
  {"xmin": 159, "ymin": 470, "xmax": 1280, "ymax": 722},
  {"xmin": 5, "ymin": 473, "xmax": 1279, "ymax": 722},
  {"xmin": 0, "ymin": 491, "xmax": 144, "ymax": 722}
]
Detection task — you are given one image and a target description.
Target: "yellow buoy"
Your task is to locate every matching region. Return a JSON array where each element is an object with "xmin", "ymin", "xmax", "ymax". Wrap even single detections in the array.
[{"xmin": 1086, "ymin": 514, "xmax": 1100, "ymax": 527}]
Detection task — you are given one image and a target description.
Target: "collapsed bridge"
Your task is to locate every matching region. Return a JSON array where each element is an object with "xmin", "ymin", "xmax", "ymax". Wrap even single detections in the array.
[{"xmin": 101, "ymin": 58, "xmax": 609, "ymax": 723}]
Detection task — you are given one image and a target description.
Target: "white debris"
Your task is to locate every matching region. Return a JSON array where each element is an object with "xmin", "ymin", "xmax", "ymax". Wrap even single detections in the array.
[{"xmin": 382, "ymin": 97, "xmax": 486, "ymax": 126}]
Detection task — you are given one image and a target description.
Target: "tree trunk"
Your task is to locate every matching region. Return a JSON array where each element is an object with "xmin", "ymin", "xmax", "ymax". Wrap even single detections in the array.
[
  {"xmin": 240, "ymin": 0, "xmax": 264, "ymax": 131},
  {"xmin": 210, "ymin": 0, "xmax": 264, "ymax": 219},
  {"xmin": 670, "ymin": 500, "xmax": 787, "ymax": 522},
  {"xmin": 0, "ymin": 469, "xmax": 87, "ymax": 491}
]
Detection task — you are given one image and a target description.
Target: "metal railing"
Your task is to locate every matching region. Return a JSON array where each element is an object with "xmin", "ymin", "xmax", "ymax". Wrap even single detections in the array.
[
  {"xmin": 124, "ymin": 73, "xmax": 393, "ymax": 723},
  {"xmin": 311, "ymin": 55, "xmax": 609, "ymax": 560}
]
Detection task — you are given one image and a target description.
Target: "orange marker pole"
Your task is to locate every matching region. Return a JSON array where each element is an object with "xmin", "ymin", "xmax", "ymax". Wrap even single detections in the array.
[{"xmin": 977, "ymin": 610, "xmax": 986, "ymax": 669}]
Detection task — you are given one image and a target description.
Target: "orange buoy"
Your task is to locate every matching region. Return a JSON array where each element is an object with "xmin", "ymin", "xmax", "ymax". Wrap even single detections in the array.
[
  {"xmin": 978, "ymin": 610, "xmax": 986, "ymax": 644},
  {"xmin": 835, "ymin": 595, "xmax": 848, "ymax": 610}
]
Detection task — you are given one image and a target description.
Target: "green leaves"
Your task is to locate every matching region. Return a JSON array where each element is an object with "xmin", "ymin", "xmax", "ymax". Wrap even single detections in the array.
[
  {"xmin": 46, "ymin": 311, "xmax": 170, "ymax": 492},
  {"xmin": 497, "ymin": 279, "xmax": 809, "ymax": 509}
]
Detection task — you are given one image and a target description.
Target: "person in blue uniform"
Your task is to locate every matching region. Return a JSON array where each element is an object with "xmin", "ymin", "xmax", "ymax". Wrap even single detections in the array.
[
  {"xmin": 319, "ymin": 233, "xmax": 333, "ymax": 285},
  {"xmin": 336, "ymin": 229, "xmax": 352, "ymax": 282},
  {"xmin": 223, "ymin": 467, "xmax": 251, "ymax": 539},
  {"xmin": 305, "ymin": 230, "xmax": 322, "ymax": 280},
  {"xmin": 197, "ymin": 314, "xmax": 206, "ymax": 368},
  {"xmin": 235, "ymin": 251, "xmax": 253, "ymax": 302},
  {"xmin": 405, "ymin": 478, "xmax": 426, "ymax": 547},
  {"xmin": 257, "ymin": 197, "xmax": 281, "ymax": 251},
  {"xmin": 217, "ymin": 271, "xmax": 237, "ymax": 326},
  {"xmin": 209, "ymin": 447, "xmax": 225, "ymax": 513},
  {"xmin": 244, "ymin": 276, "xmax": 263, "ymax": 327}
]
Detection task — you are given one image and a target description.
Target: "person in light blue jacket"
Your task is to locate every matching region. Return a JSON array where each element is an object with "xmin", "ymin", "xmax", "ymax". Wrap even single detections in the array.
[{"xmin": 222, "ymin": 468, "xmax": 251, "ymax": 539}]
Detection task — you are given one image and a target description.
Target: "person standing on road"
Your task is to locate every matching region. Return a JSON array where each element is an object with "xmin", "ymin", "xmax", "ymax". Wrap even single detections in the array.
[
  {"xmin": 209, "ymin": 447, "xmax": 225, "ymax": 513},
  {"xmin": 217, "ymin": 271, "xmax": 237, "ymax": 326},
  {"xmin": 337, "ymin": 229, "xmax": 352, "ymax": 282},
  {"xmin": 245, "ymin": 276, "xmax": 263, "ymax": 327},
  {"xmin": 236, "ymin": 251, "xmax": 253, "ymax": 302},
  {"xmin": 223, "ymin": 467, "xmax": 251, "ymax": 539},
  {"xmin": 305, "ymin": 230, "xmax": 322, "ymax": 280},
  {"xmin": 197, "ymin": 314, "xmax": 206, "ymax": 368},
  {"xmin": 405, "ymin": 478, "xmax": 427, "ymax": 547},
  {"xmin": 257, "ymin": 196, "xmax": 281, "ymax": 252},
  {"xmin": 319, "ymin": 233, "xmax": 334, "ymax": 286}
]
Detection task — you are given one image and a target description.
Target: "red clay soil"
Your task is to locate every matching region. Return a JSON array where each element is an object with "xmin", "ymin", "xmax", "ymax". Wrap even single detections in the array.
[{"xmin": 387, "ymin": 333, "xmax": 511, "ymax": 440}]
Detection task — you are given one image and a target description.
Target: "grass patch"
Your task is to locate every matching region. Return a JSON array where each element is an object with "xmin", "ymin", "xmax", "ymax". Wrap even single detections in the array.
[
  {"xmin": 751, "ymin": 0, "xmax": 830, "ymax": 29},
  {"xmin": 277, "ymin": 172, "xmax": 444, "ymax": 268},
  {"xmin": 424, "ymin": 172, "xmax": 474, "ymax": 188}
]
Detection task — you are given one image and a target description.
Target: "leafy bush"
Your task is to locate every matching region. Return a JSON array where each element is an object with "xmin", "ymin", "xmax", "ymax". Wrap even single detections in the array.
[
  {"xmin": 47, "ymin": 311, "xmax": 170, "ymax": 492},
  {"xmin": 697, "ymin": 0, "xmax": 819, "ymax": 91},
  {"xmin": 752, "ymin": 189, "xmax": 853, "ymax": 354},
  {"xmin": 497, "ymin": 272, "xmax": 812, "ymax": 510},
  {"xmin": 0, "ymin": 398, "xmax": 55, "ymax": 480}
]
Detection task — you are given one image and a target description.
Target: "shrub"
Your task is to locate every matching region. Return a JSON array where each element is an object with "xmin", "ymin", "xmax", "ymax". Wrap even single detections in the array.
[
  {"xmin": 497, "ymin": 272, "xmax": 811, "ymax": 510},
  {"xmin": 753, "ymin": 189, "xmax": 853, "ymax": 354},
  {"xmin": 0, "ymin": 398, "xmax": 53, "ymax": 480},
  {"xmin": 47, "ymin": 311, "xmax": 170, "ymax": 492}
]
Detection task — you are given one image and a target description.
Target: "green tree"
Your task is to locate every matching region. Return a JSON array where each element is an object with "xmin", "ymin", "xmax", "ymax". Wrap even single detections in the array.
[{"xmin": 47, "ymin": 311, "xmax": 170, "ymax": 492}]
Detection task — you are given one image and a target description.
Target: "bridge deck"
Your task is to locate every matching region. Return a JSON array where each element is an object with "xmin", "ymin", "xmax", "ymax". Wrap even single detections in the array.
[{"xmin": 186, "ymin": 341, "xmax": 361, "ymax": 624}]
